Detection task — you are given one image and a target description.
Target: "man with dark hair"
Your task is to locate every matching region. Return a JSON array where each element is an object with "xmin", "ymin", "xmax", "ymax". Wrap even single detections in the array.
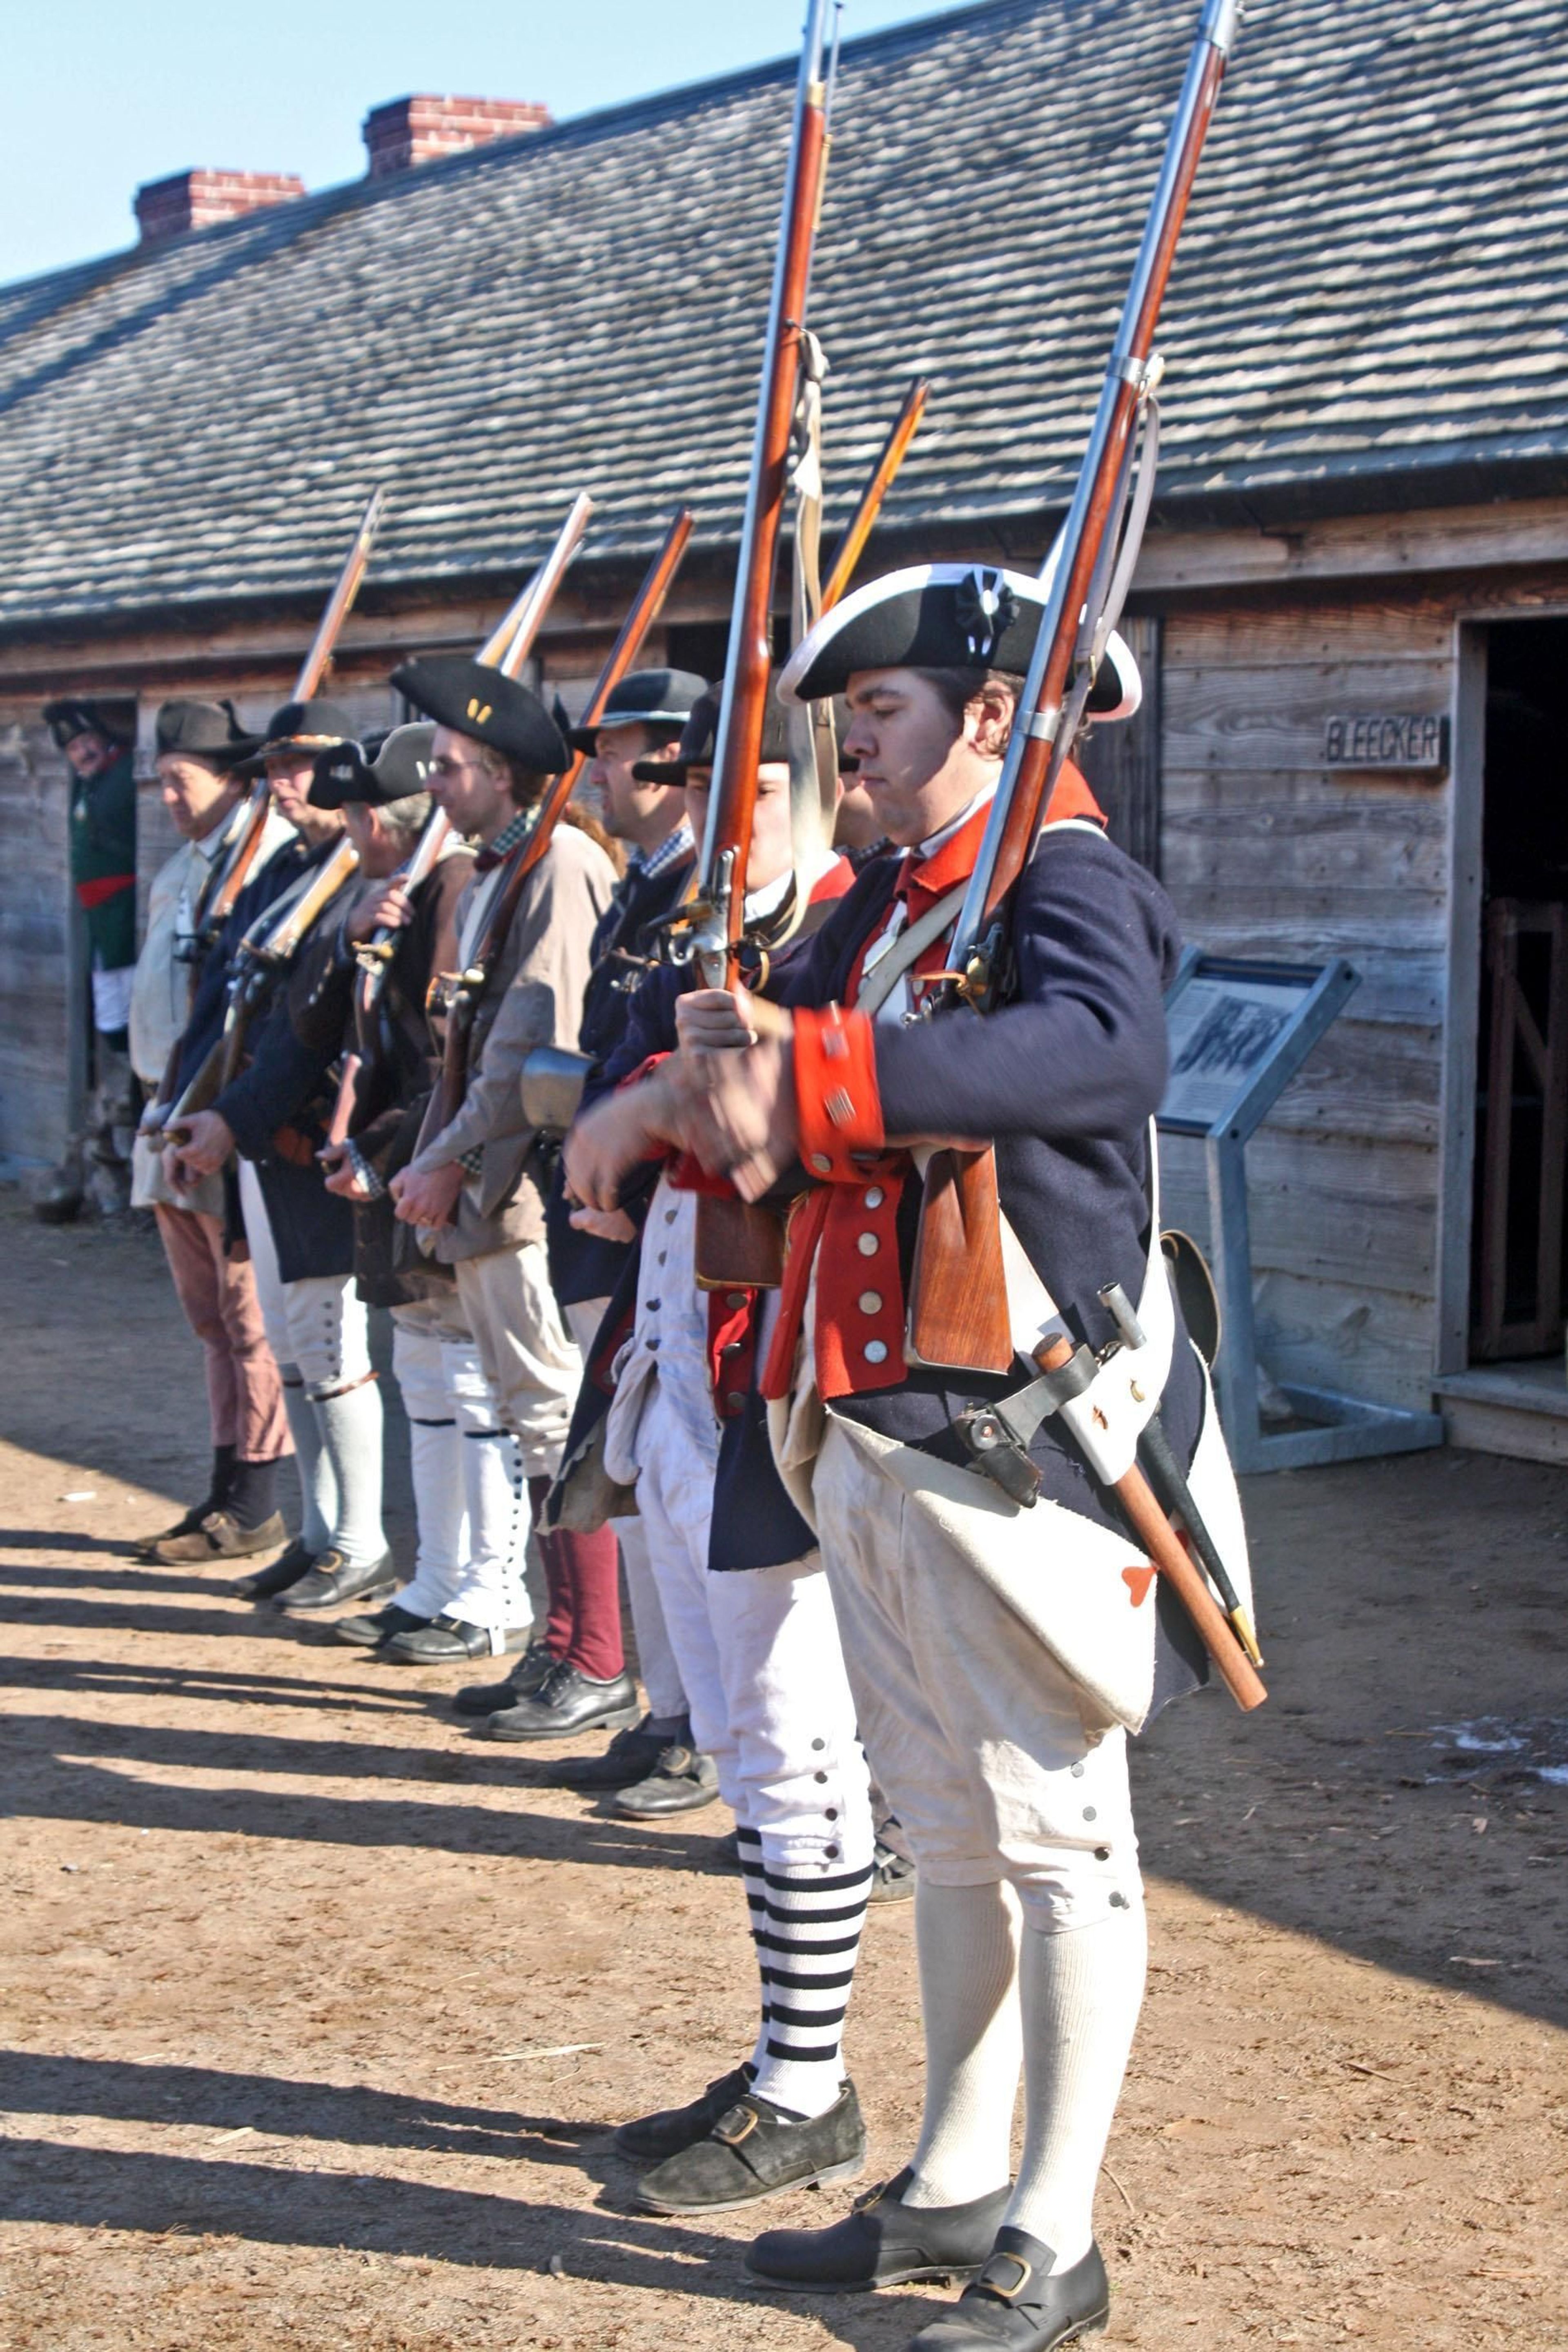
[
  {"xmin": 385, "ymin": 658, "xmax": 623, "ymax": 1691},
  {"xmin": 289, "ymin": 724, "xmax": 483, "ymax": 1650},
  {"xmin": 167, "ymin": 698, "xmax": 392, "ymax": 1597},
  {"xmin": 38, "ymin": 697, "xmax": 140, "ymax": 1219},
  {"xmin": 568, "ymin": 562, "xmax": 1252, "ymax": 2352},
  {"xmin": 497, "ymin": 666, "xmax": 715, "ymax": 1783},
  {"xmin": 129, "ymin": 699, "xmax": 292, "ymax": 1561}
]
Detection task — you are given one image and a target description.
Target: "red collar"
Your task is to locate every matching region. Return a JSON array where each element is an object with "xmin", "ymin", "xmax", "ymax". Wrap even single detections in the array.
[{"xmin": 897, "ymin": 763, "xmax": 1103, "ymax": 914}]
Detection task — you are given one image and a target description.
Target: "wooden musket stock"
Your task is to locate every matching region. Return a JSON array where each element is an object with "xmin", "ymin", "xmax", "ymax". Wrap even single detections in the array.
[
  {"xmin": 322, "ymin": 807, "xmax": 455, "ymax": 1147},
  {"xmin": 909, "ymin": 0, "xmax": 1241, "ymax": 1377}
]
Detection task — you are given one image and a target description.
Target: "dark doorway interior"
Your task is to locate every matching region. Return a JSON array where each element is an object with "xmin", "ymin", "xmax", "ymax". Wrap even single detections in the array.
[{"xmin": 1471, "ymin": 617, "xmax": 1568, "ymax": 1360}]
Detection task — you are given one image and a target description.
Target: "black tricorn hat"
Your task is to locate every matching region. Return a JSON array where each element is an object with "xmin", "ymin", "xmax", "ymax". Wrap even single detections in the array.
[
  {"xmin": 310, "ymin": 722, "xmax": 437, "ymax": 811},
  {"xmin": 777, "ymin": 561, "xmax": 1142, "ymax": 720},
  {"xmin": 391, "ymin": 656, "xmax": 568, "ymax": 775},
  {"xmin": 632, "ymin": 683, "xmax": 792, "ymax": 783},
  {"xmin": 42, "ymin": 697, "xmax": 131, "ymax": 751},
  {"xmin": 233, "ymin": 696, "xmax": 356, "ymax": 775},
  {"xmin": 565, "ymin": 667, "xmax": 710, "ymax": 755},
  {"xmin": 154, "ymin": 698, "xmax": 262, "ymax": 767}
]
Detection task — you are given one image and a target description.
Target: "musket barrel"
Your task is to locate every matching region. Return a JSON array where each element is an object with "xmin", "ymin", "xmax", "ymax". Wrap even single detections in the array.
[{"xmin": 294, "ymin": 486, "xmax": 386, "ymax": 702}]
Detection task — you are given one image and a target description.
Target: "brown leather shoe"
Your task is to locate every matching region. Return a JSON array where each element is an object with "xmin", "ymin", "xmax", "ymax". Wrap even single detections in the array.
[{"xmin": 149, "ymin": 1510, "xmax": 287, "ymax": 1565}]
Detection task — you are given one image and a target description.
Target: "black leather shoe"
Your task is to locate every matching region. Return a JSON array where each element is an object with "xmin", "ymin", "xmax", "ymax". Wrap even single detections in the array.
[
  {"xmin": 555, "ymin": 1715, "xmax": 670, "ymax": 1788},
  {"xmin": 276, "ymin": 1549, "xmax": 397, "ymax": 1614},
  {"xmin": 748, "ymin": 2166, "xmax": 1011, "ymax": 2291},
  {"xmin": 615, "ymin": 2066, "xmax": 755, "ymax": 2162},
  {"xmin": 384, "ymin": 1615, "xmax": 532, "ymax": 1665},
  {"xmin": 907, "ymin": 2232, "xmax": 1109, "ymax": 2350},
  {"xmin": 613, "ymin": 1740, "xmax": 721, "ymax": 1817},
  {"xmin": 150, "ymin": 1510, "xmax": 287, "ymax": 1565},
  {"xmin": 635, "ymin": 2083, "xmax": 866, "ymax": 2216},
  {"xmin": 481, "ymin": 1660, "xmax": 640, "ymax": 1742},
  {"xmin": 452, "ymin": 1642, "xmax": 558, "ymax": 1717},
  {"xmin": 235, "ymin": 1539, "xmax": 317, "ymax": 1601},
  {"xmin": 334, "ymin": 1603, "xmax": 432, "ymax": 1649}
]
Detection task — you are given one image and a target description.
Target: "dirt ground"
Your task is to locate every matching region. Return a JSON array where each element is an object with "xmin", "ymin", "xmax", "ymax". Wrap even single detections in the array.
[{"xmin": 2, "ymin": 1192, "xmax": 1566, "ymax": 2352}]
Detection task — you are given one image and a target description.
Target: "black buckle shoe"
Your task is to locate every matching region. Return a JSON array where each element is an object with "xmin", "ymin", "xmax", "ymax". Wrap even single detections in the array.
[
  {"xmin": 384, "ymin": 1615, "xmax": 532, "ymax": 1665},
  {"xmin": 869, "ymin": 1834, "xmax": 918, "ymax": 1903},
  {"xmin": 748, "ymin": 2165, "xmax": 1011, "ymax": 2291},
  {"xmin": 555, "ymin": 1715, "xmax": 670, "ymax": 1789},
  {"xmin": 276, "ymin": 1549, "xmax": 397, "ymax": 1614},
  {"xmin": 635, "ymin": 2083, "xmax": 866, "ymax": 2216},
  {"xmin": 234, "ymin": 1539, "xmax": 317, "ymax": 1601},
  {"xmin": 480, "ymin": 1661, "xmax": 640, "ymax": 1742},
  {"xmin": 452, "ymin": 1641, "xmax": 558, "ymax": 1717},
  {"xmin": 612, "ymin": 1741, "xmax": 721, "ymax": 1817},
  {"xmin": 907, "ymin": 2231, "xmax": 1109, "ymax": 2350},
  {"xmin": 333, "ymin": 1603, "xmax": 432, "ymax": 1649},
  {"xmin": 615, "ymin": 2066, "xmax": 755, "ymax": 2162}
]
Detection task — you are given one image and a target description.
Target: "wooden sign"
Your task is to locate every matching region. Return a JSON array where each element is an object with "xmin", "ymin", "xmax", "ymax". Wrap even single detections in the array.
[{"xmin": 1323, "ymin": 713, "xmax": 1449, "ymax": 772}]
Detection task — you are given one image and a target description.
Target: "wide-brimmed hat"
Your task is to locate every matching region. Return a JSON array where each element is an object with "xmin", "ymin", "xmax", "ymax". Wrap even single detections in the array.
[
  {"xmin": 233, "ymin": 696, "xmax": 356, "ymax": 775},
  {"xmin": 154, "ymin": 698, "xmax": 262, "ymax": 767},
  {"xmin": 42, "ymin": 697, "xmax": 131, "ymax": 751},
  {"xmin": 566, "ymin": 667, "xmax": 710, "ymax": 756},
  {"xmin": 632, "ymin": 684, "xmax": 792, "ymax": 783},
  {"xmin": 390, "ymin": 657, "xmax": 568, "ymax": 775},
  {"xmin": 310, "ymin": 722, "xmax": 437, "ymax": 810},
  {"xmin": 777, "ymin": 560, "xmax": 1141, "ymax": 720}
]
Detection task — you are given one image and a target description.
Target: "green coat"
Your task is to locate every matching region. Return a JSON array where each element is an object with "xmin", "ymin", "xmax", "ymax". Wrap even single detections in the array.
[{"xmin": 70, "ymin": 746, "xmax": 138, "ymax": 969}]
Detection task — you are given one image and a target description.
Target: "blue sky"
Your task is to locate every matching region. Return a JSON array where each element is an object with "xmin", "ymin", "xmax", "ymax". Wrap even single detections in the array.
[{"xmin": 4, "ymin": 0, "xmax": 972, "ymax": 285}]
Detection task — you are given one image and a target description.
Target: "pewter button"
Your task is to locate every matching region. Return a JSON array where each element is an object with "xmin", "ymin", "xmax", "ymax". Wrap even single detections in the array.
[
  {"xmin": 864, "ymin": 1185, "xmax": 884, "ymax": 1207},
  {"xmin": 859, "ymin": 1290, "xmax": 882, "ymax": 1314},
  {"xmin": 725, "ymin": 1391, "xmax": 745, "ymax": 1412},
  {"xmin": 1082, "ymin": 1806, "xmax": 1097, "ymax": 1822},
  {"xmin": 857, "ymin": 1232, "xmax": 879, "ymax": 1256},
  {"xmin": 726, "ymin": 1292, "xmax": 748, "ymax": 1309},
  {"xmin": 810, "ymin": 1152, "xmax": 833, "ymax": 1174},
  {"xmin": 864, "ymin": 1339, "xmax": 889, "ymax": 1365}
]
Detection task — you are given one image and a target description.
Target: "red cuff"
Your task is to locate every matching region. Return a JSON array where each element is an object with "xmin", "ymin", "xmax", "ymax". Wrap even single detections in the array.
[
  {"xmin": 615, "ymin": 1050, "xmax": 670, "ymax": 1092},
  {"xmin": 793, "ymin": 1005, "xmax": 885, "ymax": 1183}
]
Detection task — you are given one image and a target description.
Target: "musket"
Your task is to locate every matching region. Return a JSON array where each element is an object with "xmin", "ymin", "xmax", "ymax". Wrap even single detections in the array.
[
  {"xmin": 161, "ymin": 839, "xmax": 361, "ymax": 1146},
  {"xmin": 820, "ymin": 376, "xmax": 928, "ymax": 614},
  {"xmin": 434, "ymin": 504, "xmax": 695, "ymax": 1132},
  {"xmin": 192, "ymin": 487, "xmax": 387, "ymax": 945},
  {"xmin": 323, "ymin": 807, "xmax": 455, "ymax": 1149},
  {"xmin": 909, "ymin": 0, "xmax": 1241, "ymax": 1378},
  {"xmin": 659, "ymin": 0, "xmax": 835, "ymax": 1287}
]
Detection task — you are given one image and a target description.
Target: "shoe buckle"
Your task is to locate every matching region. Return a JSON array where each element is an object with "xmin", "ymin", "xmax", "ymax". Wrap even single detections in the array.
[
  {"xmin": 979, "ymin": 2253, "xmax": 1033, "ymax": 2301},
  {"xmin": 713, "ymin": 2102, "xmax": 758, "ymax": 2147}
]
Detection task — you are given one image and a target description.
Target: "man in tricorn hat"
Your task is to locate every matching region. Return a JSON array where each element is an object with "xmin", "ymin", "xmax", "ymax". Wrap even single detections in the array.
[
  {"xmin": 567, "ymin": 561, "xmax": 1252, "ymax": 2352},
  {"xmin": 128, "ymin": 699, "xmax": 292, "ymax": 1561},
  {"xmin": 480, "ymin": 666, "xmax": 712, "ymax": 1783},
  {"xmin": 167, "ymin": 696, "xmax": 393, "ymax": 1599},
  {"xmin": 386, "ymin": 657, "xmax": 622, "ymax": 1693},
  {"xmin": 38, "ymin": 697, "xmax": 139, "ymax": 1219},
  {"xmin": 287, "ymin": 724, "xmax": 490, "ymax": 1653}
]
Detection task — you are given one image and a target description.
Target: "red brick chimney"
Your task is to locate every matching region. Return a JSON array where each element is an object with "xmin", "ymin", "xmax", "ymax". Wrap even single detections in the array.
[
  {"xmin": 135, "ymin": 169, "xmax": 306, "ymax": 245},
  {"xmin": 362, "ymin": 95, "xmax": 552, "ymax": 179}
]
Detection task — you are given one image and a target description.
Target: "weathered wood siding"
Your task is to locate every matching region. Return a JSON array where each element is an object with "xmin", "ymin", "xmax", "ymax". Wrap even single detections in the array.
[{"xmin": 0, "ymin": 717, "xmax": 76, "ymax": 1163}]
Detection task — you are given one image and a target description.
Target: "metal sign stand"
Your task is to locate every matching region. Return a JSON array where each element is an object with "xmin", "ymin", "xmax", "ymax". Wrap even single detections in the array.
[{"xmin": 1160, "ymin": 953, "xmax": 1445, "ymax": 1473}]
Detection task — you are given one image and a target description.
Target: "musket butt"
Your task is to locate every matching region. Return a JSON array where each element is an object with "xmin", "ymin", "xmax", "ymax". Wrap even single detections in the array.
[{"xmin": 1230, "ymin": 1606, "xmax": 1264, "ymax": 1670}]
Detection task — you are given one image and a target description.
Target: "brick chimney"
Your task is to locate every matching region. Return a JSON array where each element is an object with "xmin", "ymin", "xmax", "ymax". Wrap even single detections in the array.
[
  {"xmin": 135, "ymin": 169, "xmax": 305, "ymax": 245},
  {"xmin": 362, "ymin": 95, "xmax": 552, "ymax": 179}
]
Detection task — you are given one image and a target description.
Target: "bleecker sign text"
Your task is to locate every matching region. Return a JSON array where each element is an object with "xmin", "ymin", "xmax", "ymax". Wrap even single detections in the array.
[{"xmin": 1324, "ymin": 713, "xmax": 1450, "ymax": 772}]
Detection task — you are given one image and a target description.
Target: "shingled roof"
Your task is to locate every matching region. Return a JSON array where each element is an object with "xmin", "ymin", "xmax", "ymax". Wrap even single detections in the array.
[{"xmin": 2, "ymin": 0, "xmax": 1566, "ymax": 634}]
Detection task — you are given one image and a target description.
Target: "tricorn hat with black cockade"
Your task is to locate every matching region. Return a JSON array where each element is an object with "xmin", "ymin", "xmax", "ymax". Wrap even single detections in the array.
[
  {"xmin": 154, "ymin": 698, "xmax": 263, "ymax": 767},
  {"xmin": 232, "ymin": 697, "xmax": 356, "ymax": 775},
  {"xmin": 631, "ymin": 682, "xmax": 793, "ymax": 783},
  {"xmin": 390, "ymin": 657, "xmax": 569, "ymax": 775},
  {"xmin": 565, "ymin": 666, "xmax": 709, "ymax": 755},
  {"xmin": 42, "ymin": 697, "xmax": 132, "ymax": 750},
  {"xmin": 777, "ymin": 561, "xmax": 1142, "ymax": 721},
  {"xmin": 309, "ymin": 722, "xmax": 437, "ymax": 810}
]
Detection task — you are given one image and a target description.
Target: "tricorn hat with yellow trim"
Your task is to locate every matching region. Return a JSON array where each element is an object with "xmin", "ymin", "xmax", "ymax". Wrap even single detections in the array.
[{"xmin": 390, "ymin": 657, "xmax": 568, "ymax": 775}]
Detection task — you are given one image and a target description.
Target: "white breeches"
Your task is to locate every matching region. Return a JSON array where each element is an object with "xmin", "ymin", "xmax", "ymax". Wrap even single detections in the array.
[
  {"xmin": 453, "ymin": 1240, "xmax": 581, "ymax": 1480},
  {"xmin": 814, "ymin": 1418, "xmax": 1142, "ymax": 1936},
  {"xmin": 238, "ymin": 1158, "xmax": 371, "ymax": 1398}
]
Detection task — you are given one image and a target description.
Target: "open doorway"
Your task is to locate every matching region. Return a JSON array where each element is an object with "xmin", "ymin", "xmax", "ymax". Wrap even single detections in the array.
[{"xmin": 1470, "ymin": 617, "xmax": 1568, "ymax": 1361}]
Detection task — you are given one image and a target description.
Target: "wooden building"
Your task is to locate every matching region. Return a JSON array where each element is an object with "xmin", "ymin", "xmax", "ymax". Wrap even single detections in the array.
[{"xmin": 2, "ymin": 0, "xmax": 1566, "ymax": 1457}]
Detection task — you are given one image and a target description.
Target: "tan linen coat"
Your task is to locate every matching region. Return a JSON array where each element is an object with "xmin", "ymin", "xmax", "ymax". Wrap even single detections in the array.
[{"xmin": 406, "ymin": 820, "xmax": 615, "ymax": 1265}]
